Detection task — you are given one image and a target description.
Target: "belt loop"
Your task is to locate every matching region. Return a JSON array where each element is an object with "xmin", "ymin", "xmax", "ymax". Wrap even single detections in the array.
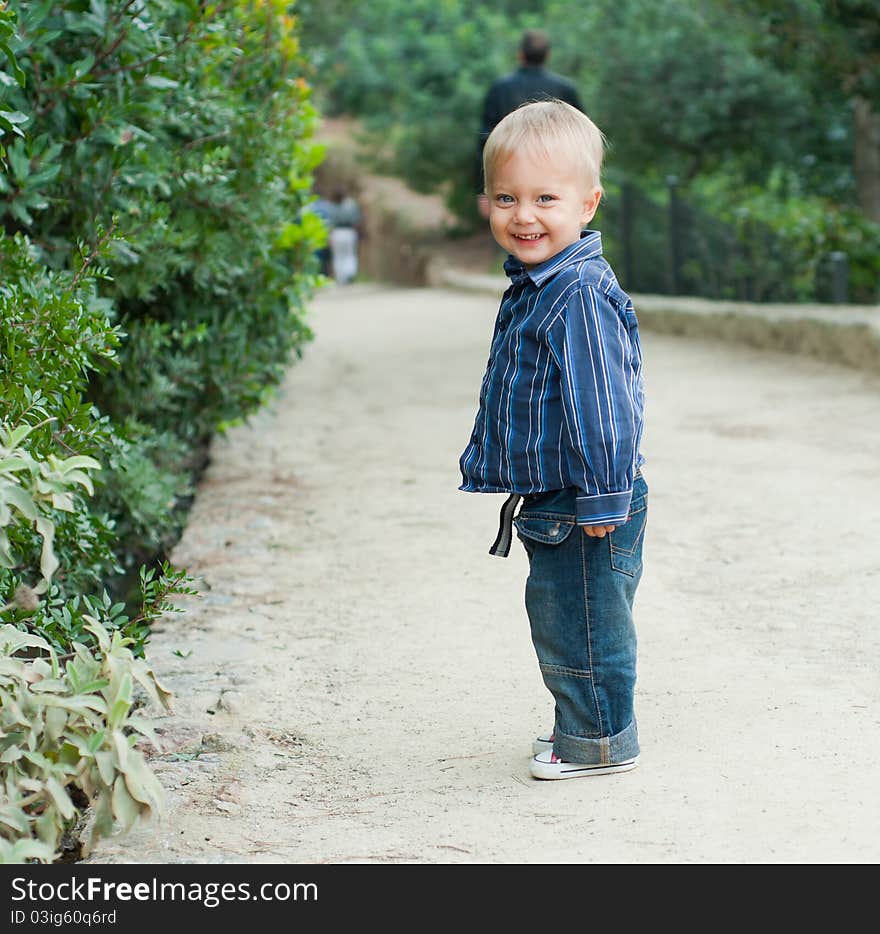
[{"xmin": 489, "ymin": 493, "xmax": 522, "ymax": 558}]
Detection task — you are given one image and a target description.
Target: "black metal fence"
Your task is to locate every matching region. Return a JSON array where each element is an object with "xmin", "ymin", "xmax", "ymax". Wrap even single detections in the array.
[{"xmin": 599, "ymin": 177, "xmax": 854, "ymax": 304}]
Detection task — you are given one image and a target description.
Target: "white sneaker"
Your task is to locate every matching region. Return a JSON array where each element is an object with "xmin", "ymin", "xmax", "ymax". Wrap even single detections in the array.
[
  {"xmin": 533, "ymin": 731, "xmax": 555, "ymax": 755},
  {"xmin": 530, "ymin": 749, "xmax": 639, "ymax": 780}
]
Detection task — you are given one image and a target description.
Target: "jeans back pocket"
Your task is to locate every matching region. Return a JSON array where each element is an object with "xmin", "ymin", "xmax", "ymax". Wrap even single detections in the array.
[{"xmin": 609, "ymin": 481, "xmax": 648, "ymax": 577}]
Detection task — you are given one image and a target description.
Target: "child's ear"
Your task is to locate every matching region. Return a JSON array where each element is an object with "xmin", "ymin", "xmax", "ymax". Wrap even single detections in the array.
[{"xmin": 581, "ymin": 188, "xmax": 602, "ymax": 225}]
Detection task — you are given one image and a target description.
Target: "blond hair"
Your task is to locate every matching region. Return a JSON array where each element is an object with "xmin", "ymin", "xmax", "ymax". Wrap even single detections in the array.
[{"xmin": 483, "ymin": 100, "xmax": 605, "ymax": 195}]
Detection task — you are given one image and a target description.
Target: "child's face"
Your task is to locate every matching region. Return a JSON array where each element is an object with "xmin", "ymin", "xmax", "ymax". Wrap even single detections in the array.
[{"xmin": 488, "ymin": 149, "xmax": 600, "ymax": 268}]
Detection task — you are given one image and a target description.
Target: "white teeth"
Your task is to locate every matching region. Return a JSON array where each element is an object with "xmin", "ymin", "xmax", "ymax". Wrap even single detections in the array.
[{"xmin": 516, "ymin": 234, "xmax": 543, "ymax": 240}]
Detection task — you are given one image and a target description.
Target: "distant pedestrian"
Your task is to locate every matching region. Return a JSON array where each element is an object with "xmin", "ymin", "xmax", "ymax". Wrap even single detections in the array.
[
  {"xmin": 475, "ymin": 29, "xmax": 584, "ymax": 218},
  {"xmin": 459, "ymin": 101, "xmax": 647, "ymax": 780},
  {"xmin": 328, "ymin": 188, "xmax": 363, "ymax": 285},
  {"xmin": 307, "ymin": 194, "xmax": 336, "ymax": 277}
]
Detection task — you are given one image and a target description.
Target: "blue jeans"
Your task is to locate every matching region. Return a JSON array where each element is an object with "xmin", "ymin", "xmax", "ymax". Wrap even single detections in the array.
[{"xmin": 513, "ymin": 475, "xmax": 648, "ymax": 764}]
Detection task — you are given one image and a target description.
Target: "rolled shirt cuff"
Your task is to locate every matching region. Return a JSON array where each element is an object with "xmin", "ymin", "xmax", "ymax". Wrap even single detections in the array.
[{"xmin": 575, "ymin": 488, "xmax": 633, "ymax": 526}]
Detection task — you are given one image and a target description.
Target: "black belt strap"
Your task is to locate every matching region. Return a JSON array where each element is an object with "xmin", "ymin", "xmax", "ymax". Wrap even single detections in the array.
[{"xmin": 489, "ymin": 493, "xmax": 522, "ymax": 558}]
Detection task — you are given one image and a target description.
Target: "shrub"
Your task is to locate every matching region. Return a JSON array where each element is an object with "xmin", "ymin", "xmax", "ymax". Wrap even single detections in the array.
[
  {"xmin": 696, "ymin": 170, "xmax": 880, "ymax": 304},
  {"xmin": 0, "ymin": 232, "xmax": 125, "ymax": 600},
  {"xmin": 0, "ymin": 403, "xmax": 187, "ymax": 862},
  {"xmin": 0, "ymin": 619, "xmax": 172, "ymax": 863},
  {"xmin": 2, "ymin": 0, "xmax": 324, "ymax": 577}
]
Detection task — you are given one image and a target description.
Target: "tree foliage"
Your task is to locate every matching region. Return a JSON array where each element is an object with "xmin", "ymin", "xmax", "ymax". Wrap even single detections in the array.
[
  {"xmin": 298, "ymin": 0, "xmax": 879, "ymax": 300},
  {"xmin": 734, "ymin": 0, "xmax": 880, "ymax": 222},
  {"xmin": 299, "ymin": 0, "xmax": 516, "ymax": 221},
  {"xmin": 299, "ymin": 0, "xmax": 850, "ymax": 205}
]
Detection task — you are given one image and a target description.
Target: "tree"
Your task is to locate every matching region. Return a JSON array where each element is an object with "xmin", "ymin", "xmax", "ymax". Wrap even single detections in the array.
[
  {"xmin": 299, "ymin": 0, "xmax": 830, "ymax": 214},
  {"xmin": 738, "ymin": 0, "xmax": 880, "ymax": 221},
  {"xmin": 297, "ymin": 0, "xmax": 878, "ymax": 300}
]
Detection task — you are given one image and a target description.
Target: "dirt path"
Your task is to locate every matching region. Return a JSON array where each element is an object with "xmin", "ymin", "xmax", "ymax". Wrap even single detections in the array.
[{"xmin": 86, "ymin": 282, "xmax": 880, "ymax": 864}]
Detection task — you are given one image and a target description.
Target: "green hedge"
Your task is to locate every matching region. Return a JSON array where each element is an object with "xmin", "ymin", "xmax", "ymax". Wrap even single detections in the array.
[
  {"xmin": 2, "ymin": 0, "xmax": 323, "ymax": 592},
  {"xmin": 0, "ymin": 0, "xmax": 323, "ymax": 862}
]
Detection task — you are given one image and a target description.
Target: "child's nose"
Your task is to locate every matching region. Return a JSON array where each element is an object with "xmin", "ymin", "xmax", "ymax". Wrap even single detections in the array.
[{"xmin": 514, "ymin": 202, "xmax": 536, "ymax": 224}]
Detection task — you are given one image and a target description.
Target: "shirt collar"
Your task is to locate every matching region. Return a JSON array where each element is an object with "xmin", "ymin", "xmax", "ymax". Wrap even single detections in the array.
[{"xmin": 503, "ymin": 230, "xmax": 603, "ymax": 288}]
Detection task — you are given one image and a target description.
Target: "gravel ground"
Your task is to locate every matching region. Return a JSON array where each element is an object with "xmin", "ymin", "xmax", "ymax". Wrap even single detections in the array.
[{"xmin": 85, "ymin": 282, "xmax": 880, "ymax": 864}]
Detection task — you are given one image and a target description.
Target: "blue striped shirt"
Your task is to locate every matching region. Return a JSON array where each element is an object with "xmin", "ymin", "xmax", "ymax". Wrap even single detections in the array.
[{"xmin": 459, "ymin": 230, "xmax": 645, "ymax": 526}]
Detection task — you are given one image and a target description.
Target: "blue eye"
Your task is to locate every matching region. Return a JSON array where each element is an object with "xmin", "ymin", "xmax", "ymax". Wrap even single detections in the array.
[
  {"xmin": 497, "ymin": 194, "xmax": 514, "ymax": 204},
  {"xmin": 538, "ymin": 194, "xmax": 556, "ymax": 203}
]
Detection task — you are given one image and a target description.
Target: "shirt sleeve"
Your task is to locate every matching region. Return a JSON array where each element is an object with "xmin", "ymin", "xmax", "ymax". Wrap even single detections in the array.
[{"xmin": 552, "ymin": 285, "xmax": 641, "ymax": 526}]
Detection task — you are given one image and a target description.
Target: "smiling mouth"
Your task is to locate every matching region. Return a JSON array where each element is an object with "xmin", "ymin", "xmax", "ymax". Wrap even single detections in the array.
[{"xmin": 514, "ymin": 233, "xmax": 545, "ymax": 241}]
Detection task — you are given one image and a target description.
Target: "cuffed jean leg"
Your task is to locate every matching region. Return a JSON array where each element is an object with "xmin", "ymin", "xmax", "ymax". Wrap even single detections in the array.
[{"xmin": 515, "ymin": 478, "xmax": 647, "ymax": 765}]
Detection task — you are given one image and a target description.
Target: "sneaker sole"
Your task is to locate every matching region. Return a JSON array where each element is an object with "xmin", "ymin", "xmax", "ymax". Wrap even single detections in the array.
[{"xmin": 530, "ymin": 756, "xmax": 639, "ymax": 780}]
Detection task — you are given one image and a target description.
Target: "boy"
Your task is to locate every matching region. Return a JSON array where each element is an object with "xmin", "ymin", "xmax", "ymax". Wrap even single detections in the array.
[{"xmin": 459, "ymin": 100, "xmax": 647, "ymax": 780}]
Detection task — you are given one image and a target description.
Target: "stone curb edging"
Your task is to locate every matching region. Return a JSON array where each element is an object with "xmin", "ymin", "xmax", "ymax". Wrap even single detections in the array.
[{"xmin": 430, "ymin": 265, "xmax": 880, "ymax": 374}]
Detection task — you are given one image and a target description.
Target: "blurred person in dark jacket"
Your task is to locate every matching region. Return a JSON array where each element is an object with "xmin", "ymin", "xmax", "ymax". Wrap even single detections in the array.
[{"xmin": 475, "ymin": 30, "xmax": 584, "ymax": 218}]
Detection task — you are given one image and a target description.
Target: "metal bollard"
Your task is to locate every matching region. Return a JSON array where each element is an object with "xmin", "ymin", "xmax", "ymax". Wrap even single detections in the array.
[
  {"xmin": 621, "ymin": 182, "xmax": 634, "ymax": 291},
  {"xmin": 829, "ymin": 251, "xmax": 849, "ymax": 304},
  {"xmin": 667, "ymin": 175, "xmax": 680, "ymax": 294}
]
